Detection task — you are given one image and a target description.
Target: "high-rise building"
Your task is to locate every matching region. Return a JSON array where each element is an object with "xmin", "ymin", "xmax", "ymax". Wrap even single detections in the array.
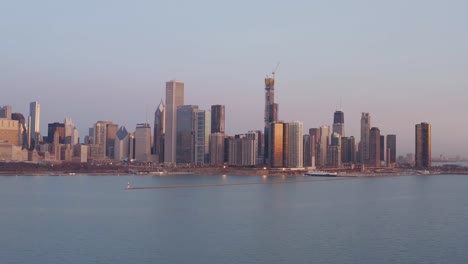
[
  {"xmin": 387, "ymin": 135, "xmax": 397, "ymax": 164},
  {"xmin": 227, "ymin": 135, "xmax": 256, "ymax": 166},
  {"xmin": 269, "ymin": 122, "xmax": 284, "ymax": 168},
  {"xmin": 360, "ymin": 112, "xmax": 371, "ymax": 164},
  {"xmin": 29, "ymin": 101, "xmax": 40, "ymax": 140},
  {"xmin": 194, "ymin": 109, "xmax": 211, "ymax": 164},
  {"xmin": 317, "ymin": 126, "xmax": 330, "ymax": 167},
  {"xmin": 114, "ymin": 126, "xmax": 130, "ymax": 161},
  {"xmin": 341, "ymin": 136, "xmax": 357, "ymax": 164},
  {"xmin": 47, "ymin": 122, "xmax": 65, "ymax": 144},
  {"xmin": 264, "ymin": 77, "xmax": 279, "ymax": 164},
  {"xmin": 303, "ymin": 134, "xmax": 312, "ymax": 168},
  {"xmin": 164, "ymin": 80, "xmax": 184, "ymax": 163},
  {"xmin": 211, "ymin": 105, "xmax": 225, "ymax": 134},
  {"xmin": 135, "ymin": 123, "xmax": 151, "ymax": 162},
  {"xmin": 248, "ymin": 130, "xmax": 264, "ymax": 165},
  {"xmin": 368, "ymin": 127, "xmax": 381, "ymax": 167},
  {"xmin": 0, "ymin": 119, "xmax": 20, "ymax": 146},
  {"xmin": 380, "ymin": 135, "xmax": 387, "ymax": 166},
  {"xmin": 332, "ymin": 110, "xmax": 345, "ymax": 136},
  {"xmin": 309, "ymin": 128, "xmax": 320, "ymax": 168},
  {"xmin": 415, "ymin": 122, "xmax": 431, "ymax": 168},
  {"xmin": 0, "ymin": 105, "xmax": 12, "ymax": 119},
  {"xmin": 93, "ymin": 121, "xmax": 114, "ymax": 159},
  {"xmin": 11, "ymin": 113, "xmax": 27, "ymax": 149},
  {"xmin": 286, "ymin": 121, "xmax": 303, "ymax": 168},
  {"xmin": 327, "ymin": 132, "xmax": 342, "ymax": 167},
  {"xmin": 209, "ymin": 133, "xmax": 225, "ymax": 166},
  {"xmin": 176, "ymin": 105, "xmax": 198, "ymax": 164},
  {"xmin": 153, "ymin": 100, "xmax": 165, "ymax": 163}
]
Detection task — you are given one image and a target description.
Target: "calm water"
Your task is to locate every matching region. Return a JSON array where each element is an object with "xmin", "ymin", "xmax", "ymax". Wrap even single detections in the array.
[{"xmin": 1, "ymin": 174, "xmax": 468, "ymax": 264}]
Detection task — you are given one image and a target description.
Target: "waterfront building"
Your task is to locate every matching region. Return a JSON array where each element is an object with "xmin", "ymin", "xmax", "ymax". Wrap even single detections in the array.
[
  {"xmin": 317, "ymin": 126, "xmax": 330, "ymax": 167},
  {"xmin": 128, "ymin": 132, "xmax": 136, "ymax": 160},
  {"xmin": 327, "ymin": 132, "xmax": 342, "ymax": 167},
  {"xmin": 93, "ymin": 121, "xmax": 116, "ymax": 159},
  {"xmin": 360, "ymin": 112, "xmax": 371, "ymax": 164},
  {"xmin": 332, "ymin": 110, "xmax": 345, "ymax": 136},
  {"xmin": 368, "ymin": 127, "xmax": 381, "ymax": 167},
  {"xmin": 0, "ymin": 119, "xmax": 20, "ymax": 146},
  {"xmin": 0, "ymin": 105, "xmax": 12, "ymax": 119},
  {"xmin": 106, "ymin": 123, "xmax": 118, "ymax": 159},
  {"xmin": 176, "ymin": 105, "xmax": 198, "ymax": 164},
  {"xmin": 380, "ymin": 135, "xmax": 387, "ymax": 167},
  {"xmin": 134, "ymin": 123, "xmax": 151, "ymax": 162},
  {"xmin": 303, "ymin": 134, "xmax": 312, "ymax": 167},
  {"xmin": 309, "ymin": 128, "xmax": 320, "ymax": 168},
  {"xmin": 248, "ymin": 130, "xmax": 264, "ymax": 165},
  {"xmin": 164, "ymin": 80, "xmax": 184, "ymax": 163},
  {"xmin": 227, "ymin": 135, "xmax": 256, "ymax": 166},
  {"xmin": 286, "ymin": 121, "xmax": 303, "ymax": 168},
  {"xmin": 11, "ymin": 113, "xmax": 27, "ymax": 149},
  {"xmin": 47, "ymin": 123, "xmax": 65, "ymax": 144},
  {"xmin": 194, "ymin": 109, "xmax": 211, "ymax": 164},
  {"xmin": 29, "ymin": 101, "xmax": 40, "ymax": 142},
  {"xmin": 114, "ymin": 126, "xmax": 129, "ymax": 161},
  {"xmin": 211, "ymin": 105, "xmax": 225, "ymax": 134},
  {"xmin": 415, "ymin": 122, "xmax": 432, "ymax": 168},
  {"xmin": 153, "ymin": 100, "xmax": 165, "ymax": 163},
  {"xmin": 264, "ymin": 77, "xmax": 279, "ymax": 164},
  {"xmin": 209, "ymin": 133, "xmax": 225, "ymax": 166},
  {"xmin": 387, "ymin": 134, "xmax": 397, "ymax": 164},
  {"xmin": 341, "ymin": 136, "xmax": 357, "ymax": 164},
  {"xmin": 269, "ymin": 122, "xmax": 284, "ymax": 168},
  {"xmin": 73, "ymin": 144, "xmax": 88, "ymax": 163}
]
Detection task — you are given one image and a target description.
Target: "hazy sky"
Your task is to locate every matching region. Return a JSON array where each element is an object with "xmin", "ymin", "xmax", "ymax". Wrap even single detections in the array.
[{"xmin": 1, "ymin": 0, "xmax": 467, "ymax": 157}]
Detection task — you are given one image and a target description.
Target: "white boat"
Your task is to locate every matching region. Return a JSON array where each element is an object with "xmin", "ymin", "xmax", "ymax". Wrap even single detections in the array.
[{"xmin": 304, "ymin": 171, "xmax": 338, "ymax": 177}]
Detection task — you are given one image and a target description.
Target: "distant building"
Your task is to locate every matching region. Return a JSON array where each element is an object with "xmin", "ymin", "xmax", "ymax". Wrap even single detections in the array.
[
  {"xmin": 211, "ymin": 105, "xmax": 225, "ymax": 134},
  {"xmin": 269, "ymin": 122, "xmax": 284, "ymax": 168},
  {"xmin": 368, "ymin": 127, "xmax": 381, "ymax": 167},
  {"xmin": 0, "ymin": 119, "xmax": 20, "ymax": 146},
  {"xmin": 134, "ymin": 123, "xmax": 152, "ymax": 162},
  {"xmin": 264, "ymin": 77, "xmax": 279, "ymax": 165},
  {"xmin": 106, "ymin": 123, "xmax": 118, "ymax": 159},
  {"xmin": 47, "ymin": 122, "xmax": 65, "ymax": 144},
  {"xmin": 327, "ymin": 132, "xmax": 342, "ymax": 167},
  {"xmin": 153, "ymin": 100, "xmax": 165, "ymax": 163},
  {"xmin": 332, "ymin": 110, "xmax": 345, "ymax": 136},
  {"xmin": 29, "ymin": 101, "xmax": 40, "ymax": 142},
  {"xmin": 194, "ymin": 109, "xmax": 211, "ymax": 164},
  {"xmin": 380, "ymin": 135, "xmax": 387, "ymax": 166},
  {"xmin": 317, "ymin": 126, "xmax": 330, "ymax": 167},
  {"xmin": 209, "ymin": 133, "xmax": 225, "ymax": 166},
  {"xmin": 341, "ymin": 136, "xmax": 356, "ymax": 164},
  {"xmin": 227, "ymin": 135, "xmax": 256, "ymax": 166},
  {"xmin": 114, "ymin": 126, "xmax": 130, "ymax": 161},
  {"xmin": 387, "ymin": 135, "xmax": 397, "ymax": 164},
  {"xmin": 73, "ymin": 144, "xmax": 88, "ymax": 163},
  {"xmin": 303, "ymin": 134, "xmax": 312, "ymax": 167},
  {"xmin": 360, "ymin": 112, "xmax": 371, "ymax": 164},
  {"xmin": 0, "ymin": 105, "xmax": 12, "ymax": 119},
  {"xmin": 415, "ymin": 122, "xmax": 431, "ymax": 168},
  {"xmin": 286, "ymin": 121, "xmax": 303, "ymax": 168},
  {"xmin": 93, "ymin": 121, "xmax": 114, "ymax": 159},
  {"xmin": 309, "ymin": 128, "xmax": 320, "ymax": 168},
  {"xmin": 248, "ymin": 130, "xmax": 264, "ymax": 165},
  {"xmin": 176, "ymin": 105, "xmax": 198, "ymax": 164},
  {"xmin": 164, "ymin": 80, "xmax": 184, "ymax": 163}
]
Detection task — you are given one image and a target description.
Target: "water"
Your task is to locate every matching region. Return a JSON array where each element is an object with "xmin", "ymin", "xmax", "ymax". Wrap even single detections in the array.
[{"xmin": 1, "ymin": 174, "xmax": 468, "ymax": 264}]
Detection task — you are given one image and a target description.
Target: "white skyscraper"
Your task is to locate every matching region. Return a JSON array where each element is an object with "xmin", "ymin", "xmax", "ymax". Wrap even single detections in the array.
[
  {"xmin": 286, "ymin": 121, "xmax": 303, "ymax": 168},
  {"xmin": 164, "ymin": 80, "xmax": 184, "ymax": 163},
  {"xmin": 29, "ymin": 101, "xmax": 40, "ymax": 140}
]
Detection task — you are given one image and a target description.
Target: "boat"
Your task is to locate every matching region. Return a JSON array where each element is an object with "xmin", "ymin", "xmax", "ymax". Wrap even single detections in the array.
[{"xmin": 304, "ymin": 171, "xmax": 338, "ymax": 177}]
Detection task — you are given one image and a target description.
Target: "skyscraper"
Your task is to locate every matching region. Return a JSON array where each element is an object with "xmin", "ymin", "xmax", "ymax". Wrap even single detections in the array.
[
  {"xmin": 164, "ymin": 80, "xmax": 184, "ymax": 163},
  {"xmin": 194, "ymin": 109, "xmax": 211, "ymax": 164},
  {"xmin": 106, "ymin": 123, "xmax": 118, "ymax": 159},
  {"xmin": 0, "ymin": 105, "xmax": 12, "ymax": 119},
  {"xmin": 368, "ymin": 127, "xmax": 381, "ymax": 167},
  {"xmin": 135, "ymin": 123, "xmax": 152, "ymax": 162},
  {"xmin": 154, "ymin": 100, "xmax": 165, "ymax": 163},
  {"xmin": 317, "ymin": 126, "xmax": 330, "ymax": 167},
  {"xmin": 176, "ymin": 105, "xmax": 198, "ymax": 164},
  {"xmin": 269, "ymin": 122, "xmax": 284, "ymax": 168},
  {"xmin": 114, "ymin": 126, "xmax": 130, "ymax": 161},
  {"xmin": 360, "ymin": 112, "xmax": 371, "ymax": 164},
  {"xmin": 209, "ymin": 133, "xmax": 225, "ymax": 166},
  {"xmin": 332, "ymin": 110, "xmax": 345, "ymax": 136},
  {"xmin": 211, "ymin": 105, "xmax": 225, "ymax": 134},
  {"xmin": 248, "ymin": 130, "xmax": 264, "ymax": 165},
  {"xmin": 286, "ymin": 121, "xmax": 303, "ymax": 168},
  {"xmin": 309, "ymin": 128, "xmax": 320, "ymax": 168},
  {"xmin": 29, "ymin": 101, "xmax": 40, "ymax": 141},
  {"xmin": 93, "ymin": 121, "xmax": 114, "ymax": 158},
  {"xmin": 415, "ymin": 122, "xmax": 431, "ymax": 168},
  {"xmin": 380, "ymin": 135, "xmax": 387, "ymax": 166},
  {"xmin": 327, "ymin": 132, "xmax": 342, "ymax": 167},
  {"xmin": 303, "ymin": 134, "xmax": 312, "ymax": 167},
  {"xmin": 264, "ymin": 77, "xmax": 279, "ymax": 164},
  {"xmin": 387, "ymin": 134, "xmax": 397, "ymax": 164}
]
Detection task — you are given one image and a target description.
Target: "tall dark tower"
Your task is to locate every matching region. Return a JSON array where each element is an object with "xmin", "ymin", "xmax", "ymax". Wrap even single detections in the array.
[
  {"xmin": 264, "ymin": 66, "xmax": 279, "ymax": 164},
  {"xmin": 415, "ymin": 122, "xmax": 431, "ymax": 168},
  {"xmin": 211, "ymin": 105, "xmax": 225, "ymax": 134},
  {"xmin": 332, "ymin": 110, "xmax": 345, "ymax": 136},
  {"xmin": 154, "ymin": 100, "xmax": 165, "ymax": 163}
]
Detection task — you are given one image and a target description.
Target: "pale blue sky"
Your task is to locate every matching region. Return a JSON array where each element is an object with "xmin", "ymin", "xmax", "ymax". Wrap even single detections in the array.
[{"xmin": 1, "ymin": 0, "xmax": 467, "ymax": 157}]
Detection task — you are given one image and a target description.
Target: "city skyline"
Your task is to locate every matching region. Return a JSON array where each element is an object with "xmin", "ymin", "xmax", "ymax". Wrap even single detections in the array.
[{"xmin": 2, "ymin": 1, "xmax": 467, "ymax": 157}]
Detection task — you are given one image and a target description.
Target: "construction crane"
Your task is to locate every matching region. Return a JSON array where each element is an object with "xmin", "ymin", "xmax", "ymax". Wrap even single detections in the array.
[{"xmin": 272, "ymin": 61, "xmax": 280, "ymax": 80}]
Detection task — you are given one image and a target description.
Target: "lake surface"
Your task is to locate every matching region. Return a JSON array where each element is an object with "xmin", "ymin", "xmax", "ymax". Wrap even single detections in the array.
[{"xmin": 1, "ymin": 174, "xmax": 468, "ymax": 264}]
